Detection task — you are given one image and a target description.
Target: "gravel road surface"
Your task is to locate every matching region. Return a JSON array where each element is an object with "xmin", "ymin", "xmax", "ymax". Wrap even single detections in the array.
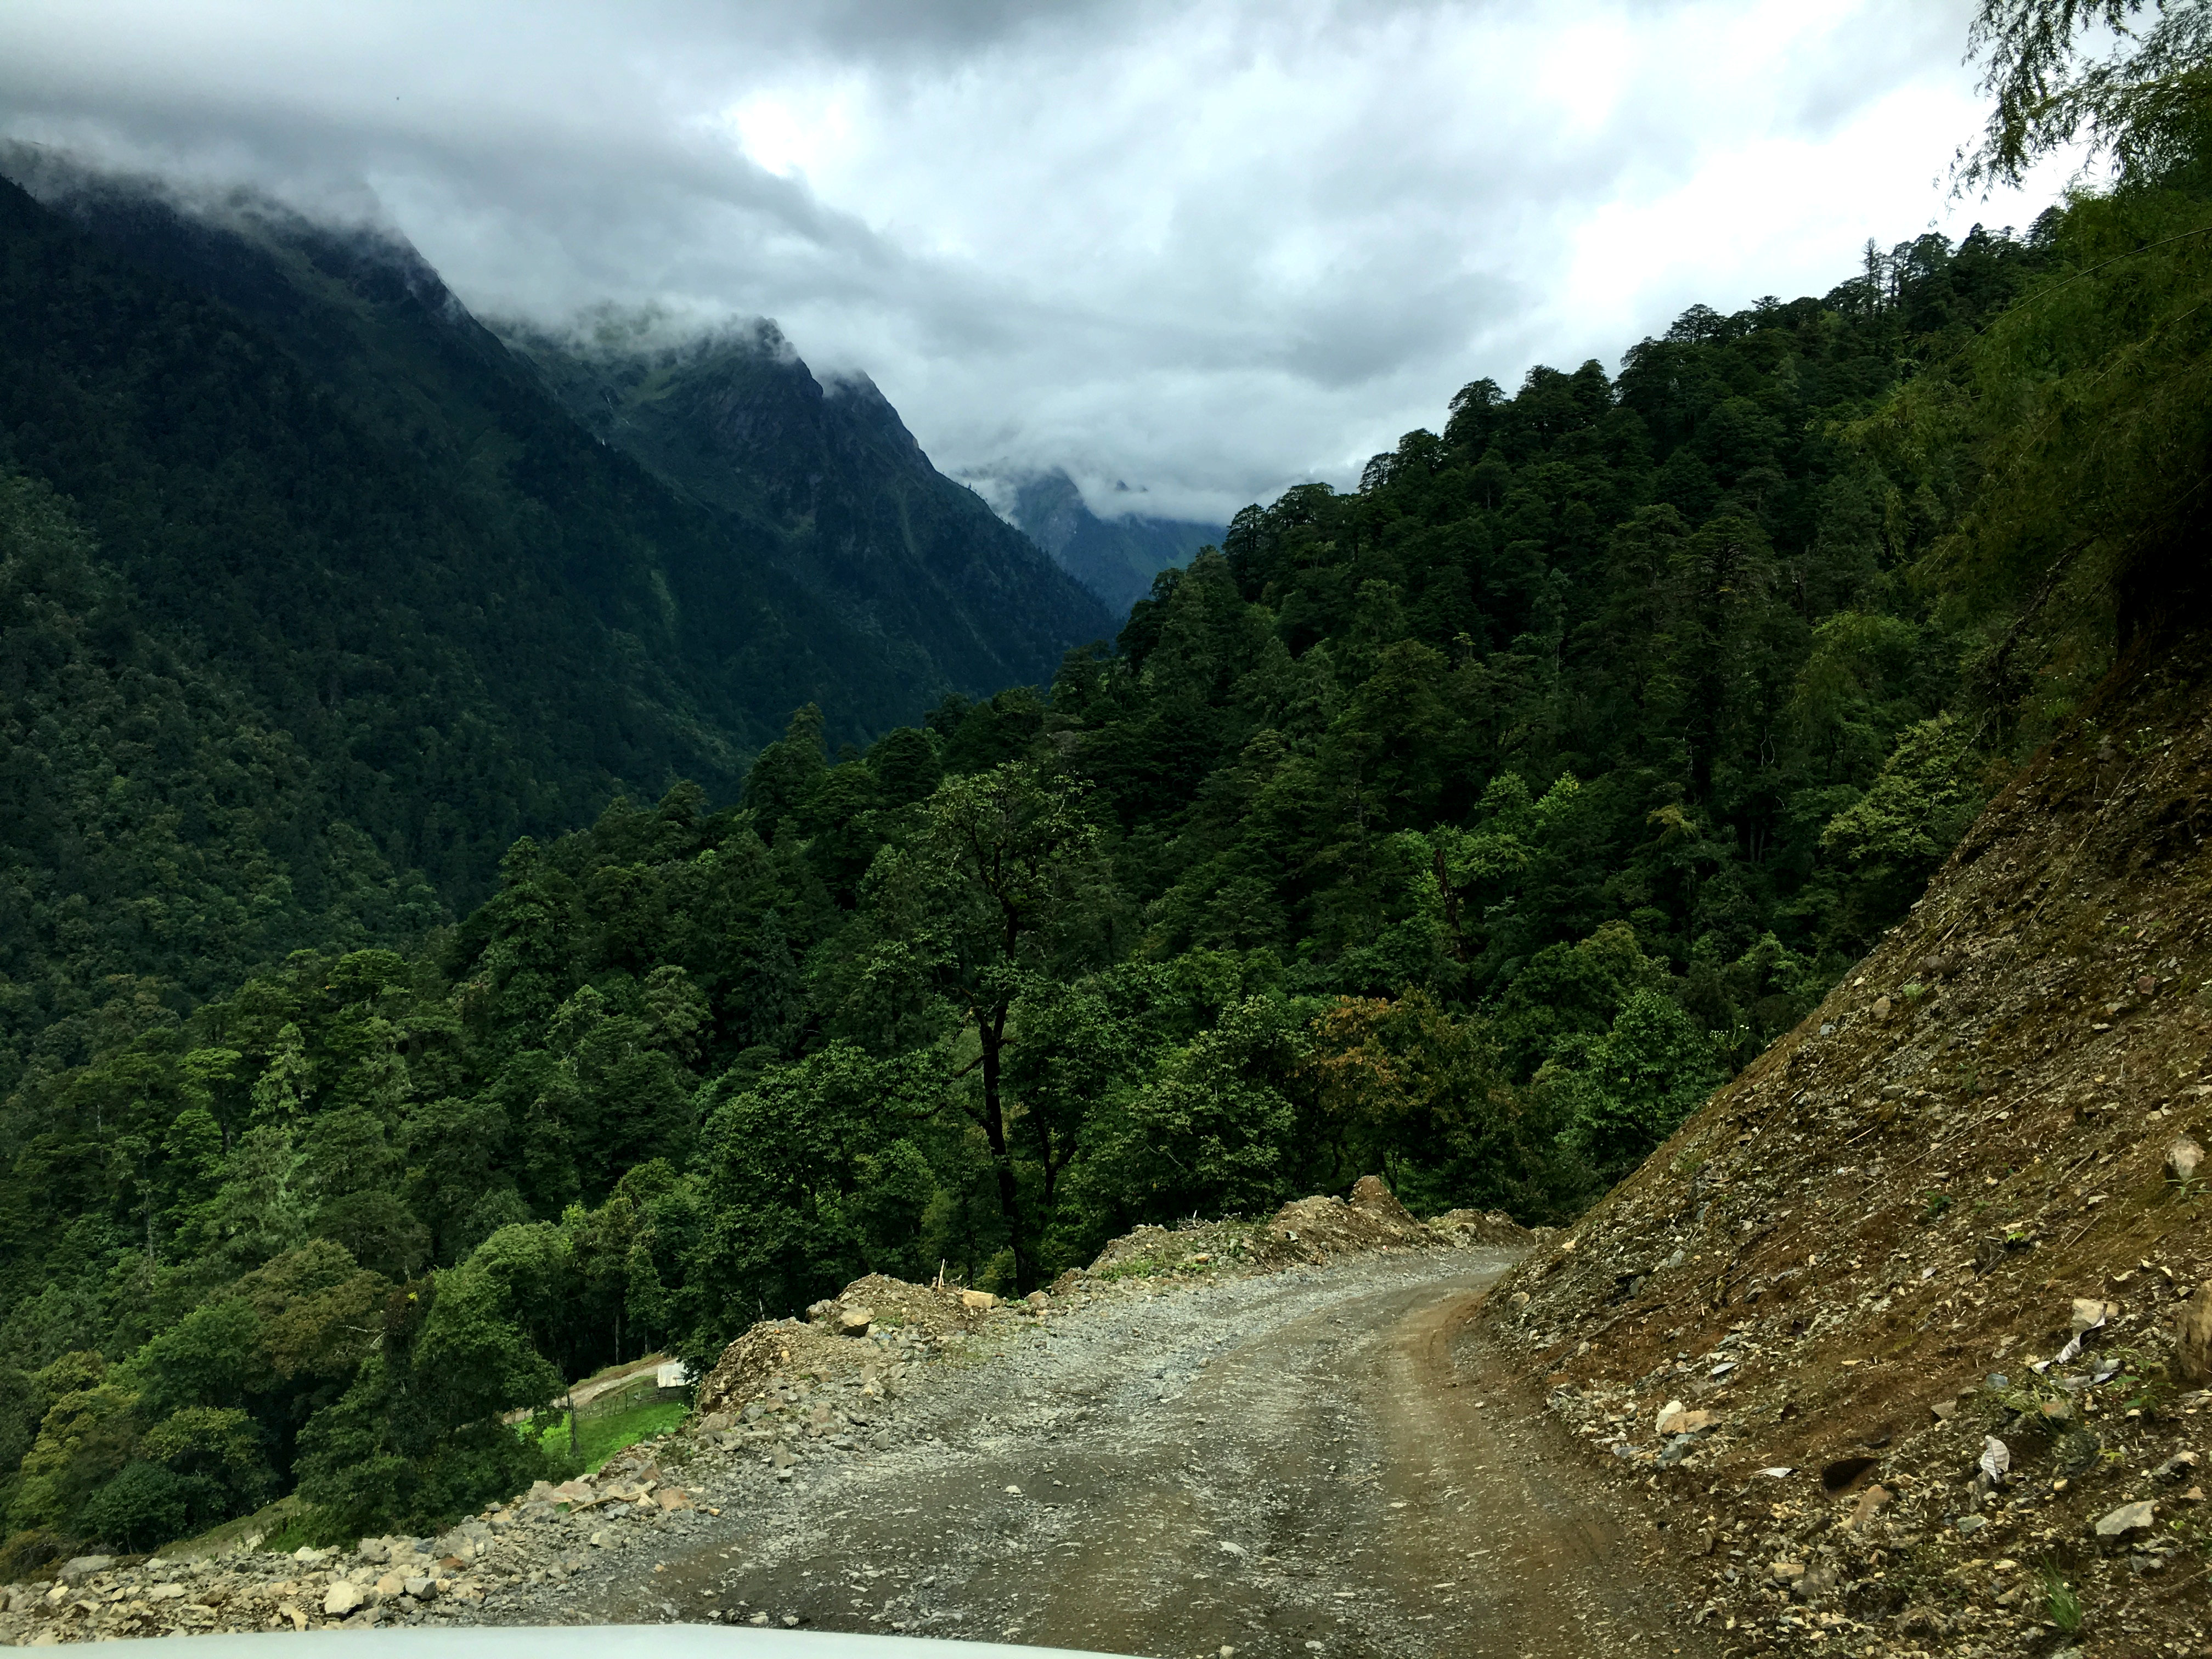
[{"xmin": 503, "ymin": 1248, "xmax": 1708, "ymax": 1659}]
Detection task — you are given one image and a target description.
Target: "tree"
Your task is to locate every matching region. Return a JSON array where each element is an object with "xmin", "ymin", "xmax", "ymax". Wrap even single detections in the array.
[
  {"xmin": 859, "ymin": 763, "xmax": 1116, "ymax": 1289},
  {"xmin": 1962, "ymin": 0, "xmax": 2212, "ymax": 190}
]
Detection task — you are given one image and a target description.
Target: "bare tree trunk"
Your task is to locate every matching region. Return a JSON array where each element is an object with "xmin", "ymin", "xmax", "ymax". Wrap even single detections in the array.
[{"xmin": 978, "ymin": 1006, "xmax": 1031, "ymax": 1290}]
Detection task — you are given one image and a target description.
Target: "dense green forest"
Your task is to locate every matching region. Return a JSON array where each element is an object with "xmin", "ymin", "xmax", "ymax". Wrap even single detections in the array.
[
  {"xmin": 0, "ymin": 162, "xmax": 1104, "ymax": 1095},
  {"xmin": 4, "ymin": 0, "xmax": 2208, "ymax": 1571}
]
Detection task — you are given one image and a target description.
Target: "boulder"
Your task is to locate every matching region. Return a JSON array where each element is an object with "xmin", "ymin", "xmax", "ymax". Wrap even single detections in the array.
[
  {"xmin": 838, "ymin": 1306, "xmax": 875, "ymax": 1336},
  {"xmin": 2177, "ymin": 1282, "xmax": 2212, "ymax": 1386},
  {"xmin": 960, "ymin": 1289, "xmax": 998, "ymax": 1311},
  {"xmin": 324, "ymin": 1581, "xmax": 366, "ymax": 1617},
  {"xmin": 57, "ymin": 1556, "xmax": 113, "ymax": 1585}
]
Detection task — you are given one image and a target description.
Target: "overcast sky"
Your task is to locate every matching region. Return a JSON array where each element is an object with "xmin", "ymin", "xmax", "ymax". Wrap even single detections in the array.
[{"xmin": 0, "ymin": 0, "xmax": 2079, "ymax": 524}]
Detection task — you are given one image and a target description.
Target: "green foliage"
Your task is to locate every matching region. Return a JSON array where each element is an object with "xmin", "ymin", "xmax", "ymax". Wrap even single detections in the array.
[
  {"xmin": 531, "ymin": 1401, "xmax": 687, "ymax": 1477},
  {"xmin": 13, "ymin": 67, "xmax": 2206, "ymax": 1556},
  {"xmin": 1559, "ymin": 988, "xmax": 1729, "ymax": 1184},
  {"xmin": 2042, "ymin": 1565, "xmax": 2086, "ymax": 1634}
]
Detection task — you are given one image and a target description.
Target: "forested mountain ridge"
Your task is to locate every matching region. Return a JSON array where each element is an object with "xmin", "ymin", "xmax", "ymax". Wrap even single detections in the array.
[
  {"xmin": 0, "ymin": 159, "xmax": 1109, "ymax": 1093},
  {"xmin": 500, "ymin": 315, "xmax": 1112, "ymax": 692},
  {"xmin": 0, "ymin": 195, "xmax": 2102, "ymax": 1561}
]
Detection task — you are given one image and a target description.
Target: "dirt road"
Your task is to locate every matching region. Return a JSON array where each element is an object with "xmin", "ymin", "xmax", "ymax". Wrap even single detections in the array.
[{"xmin": 512, "ymin": 1250, "xmax": 1707, "ymax": 1659}]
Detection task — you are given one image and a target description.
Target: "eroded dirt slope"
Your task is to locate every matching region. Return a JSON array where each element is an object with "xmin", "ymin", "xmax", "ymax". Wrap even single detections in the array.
[{"xmin": 1488, "ymin": 634, "xmax": 2212, "ymax": 1656}]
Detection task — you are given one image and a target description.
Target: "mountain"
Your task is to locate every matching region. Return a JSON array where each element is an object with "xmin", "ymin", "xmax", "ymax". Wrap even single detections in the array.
[
  {"xmin": 0, "ymin": 155, "xmax": 1102, "ymax": 1082},
  {"xmin": 999, "ymin": 467, "xmax": 1223, "ymax": 616},
  {"xmin": 498, "ymin": 315, "xmax": 1113, "ymax": 696}
]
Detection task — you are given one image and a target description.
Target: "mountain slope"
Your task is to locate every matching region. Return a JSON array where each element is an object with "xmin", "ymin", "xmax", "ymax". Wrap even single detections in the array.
[
  {"xmin": 1489, "ymin": 622, "xmax": 2212, "ymax": 1651},
  {"xmin": 1003, "ymin": 466, "xmax": 1222, "ymax": 617},
  {"xmin": 498, "ymin": 315, "xmax": 1113, "ymax": 693}
]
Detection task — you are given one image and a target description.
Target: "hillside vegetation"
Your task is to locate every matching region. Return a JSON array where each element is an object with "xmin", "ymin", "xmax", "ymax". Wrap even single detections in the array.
[
  {"xmin": 4, "ymin": 0, "xmax": 2209, "ymax": 1582},
  {"xmin": 0, "ymin": 162, "xmax": 1104, "ymax": 1093}
]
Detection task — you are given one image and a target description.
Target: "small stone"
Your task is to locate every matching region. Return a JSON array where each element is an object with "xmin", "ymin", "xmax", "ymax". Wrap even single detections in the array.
[
  {"xmin": 1871, "ymin": 995, "xmax": 1892, "ymax": 1020},
  {"xmin": 146, "ymin": 1583, "xmax": 186, "ymax": 1601},
  {"xmin": 1844, "ymin": 1485, "xmax": 1892, "ymax": 1530},
  {"xmin": 375, "ymin": 1573, "xmax": 406, "ymax": 1599},
  {"xmin": 2169, "ymin": 1137, "xmax": 2204, "ymax": 1185},
  {"xmin": 57, "ymin": 1556, "xmax": 114, "ymax": 1585},
  {"xmin": 1769, "ymin": 1560, "xmax": 1805, "ymax": 1582},
  {"xmin": 2176, "ymin": 1283, "xmax": 2212, "ymax": 1386},
  {"xmin": 2153, "ymin": 1451, "xmax": 2199, "ymax": 1482},
  {"xmin": 1655, "ymin": 1401, "xmax": 1712, "ymax": 1436},
  {"xmin": 960, "ymin": 1290, "xmax": 998, "ymax": 1311},
  {"xmin": 2094, "ymin": 1499, "xmax": 2156, "ymax": 1537},
  {"xmin": 1954, "ymin": 1514, "xmax": 1987, "ymax": 1535},
  {"xmin": 323, "ymin": 1581, "xmax": 366, "ymax": 1617},
  {"xmin": 1792, "ymin": 1563, "xmax": 1838, "ymax": 1602},
  {"xmin": 405, "ymin": 1577, "xmax": 436, "ymax": 1601},
  {"xmin": 656, "ymin": 1487, "xmax": 691, "ymax": 1511}
]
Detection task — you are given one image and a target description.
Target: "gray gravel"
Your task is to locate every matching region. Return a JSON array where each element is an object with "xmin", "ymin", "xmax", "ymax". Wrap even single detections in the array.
[{"xmin": 477, "ymin": 1243, "xmax": 1709, "ymax": 1659}]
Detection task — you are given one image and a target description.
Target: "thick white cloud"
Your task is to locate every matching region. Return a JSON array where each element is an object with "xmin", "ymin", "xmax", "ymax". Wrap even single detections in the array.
[{"xmin": 0, "ymin": 0, "xmax": 2076, "ymax": 523}]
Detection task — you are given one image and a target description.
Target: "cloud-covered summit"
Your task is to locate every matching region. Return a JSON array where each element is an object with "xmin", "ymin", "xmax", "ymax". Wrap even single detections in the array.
[{"xmin": 0, "ymin": 0, "xmax": 2073, "ymax": 523}]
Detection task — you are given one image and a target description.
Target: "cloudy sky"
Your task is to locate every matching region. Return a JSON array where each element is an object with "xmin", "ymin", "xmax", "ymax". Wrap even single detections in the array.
[{"xmin": 0, "ymin": 0, "xmax": 2078, "ymax": 524}]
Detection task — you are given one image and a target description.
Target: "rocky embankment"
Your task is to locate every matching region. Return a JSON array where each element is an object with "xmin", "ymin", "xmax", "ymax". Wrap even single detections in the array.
[
  {"xmin": 0, "ymin": 1180, "xmax": 1532, "ymax": 1645},
  {"xmin": 1487, "ymin": 634, "xmax": 2212, "ymax": 1656}
]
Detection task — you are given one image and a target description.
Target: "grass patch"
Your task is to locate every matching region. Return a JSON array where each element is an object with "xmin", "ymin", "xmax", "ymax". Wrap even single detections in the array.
[
  {"xmin": 532, "ymin": 1401, "xmax": 688, "ymax": 1475},
  {"xmin": 2042, "ymin": 1568, "xmax": 2084, "ymax": 1634}
]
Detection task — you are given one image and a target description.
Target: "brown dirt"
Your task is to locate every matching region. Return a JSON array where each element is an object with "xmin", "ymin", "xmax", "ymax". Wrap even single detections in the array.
[{"xmin": 1486, "ymin": 630, "xmax": 2212, "ymax": 1655}]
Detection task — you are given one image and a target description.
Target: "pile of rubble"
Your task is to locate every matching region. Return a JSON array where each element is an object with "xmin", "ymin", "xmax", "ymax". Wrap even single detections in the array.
[
  {"xmin": 1081, "ymin": 1174, "xmax": 1533, "ymax": 1282},
  {"xmin": 0, "ymin": 1437, "xmax": 750, "ymax": 1644},
  {"xmin": 692, "ymin": 1273, "xmax": 1006, "ymax": 1422},
  {"xmin": 0, "ymin": 1520, "xmax": 501, "ymax": 1641},
  {"xmin": 1488, "ymin": 628, "xmax": 2212, "ymax": 1654}
]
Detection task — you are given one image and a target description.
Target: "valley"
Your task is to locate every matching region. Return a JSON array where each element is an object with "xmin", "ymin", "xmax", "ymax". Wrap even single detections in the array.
[{"xmin": 4, "ymin": 5, "xmax": 2212, "ymax": 1651}]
